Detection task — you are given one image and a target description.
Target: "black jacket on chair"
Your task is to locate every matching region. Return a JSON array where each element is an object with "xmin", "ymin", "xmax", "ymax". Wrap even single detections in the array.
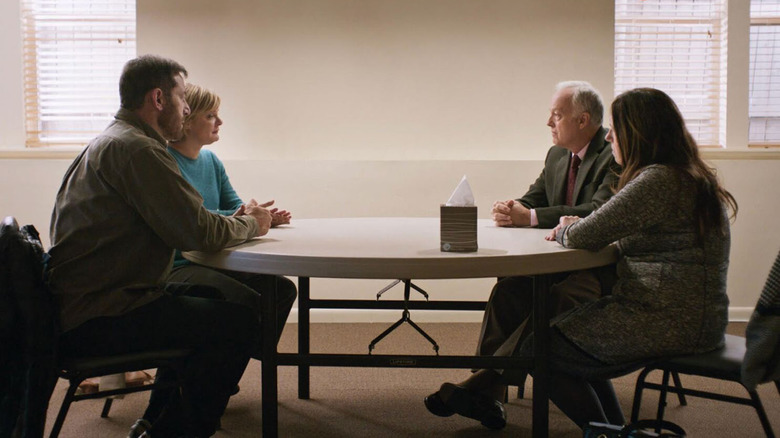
[{"xmin": 0, "ymin": 218, "xmax": 58, "ymax": 438}]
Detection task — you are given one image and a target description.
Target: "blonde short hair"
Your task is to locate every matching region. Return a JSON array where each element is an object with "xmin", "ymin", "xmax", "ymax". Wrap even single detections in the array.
[{"xmin": 183, "ymin": 83, "xmax": 221, "ymax": 130}]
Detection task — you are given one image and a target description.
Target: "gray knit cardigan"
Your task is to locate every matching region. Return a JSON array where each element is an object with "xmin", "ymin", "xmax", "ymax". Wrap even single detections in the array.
[{"xmin": 555, "ymin": 164, "xmax": 730, "ymax": 365}]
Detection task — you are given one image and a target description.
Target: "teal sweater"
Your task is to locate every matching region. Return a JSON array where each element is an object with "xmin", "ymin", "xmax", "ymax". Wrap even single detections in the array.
[{"xmin": 167, "ymin": 147, "xmax": 244, "ymax": 266}]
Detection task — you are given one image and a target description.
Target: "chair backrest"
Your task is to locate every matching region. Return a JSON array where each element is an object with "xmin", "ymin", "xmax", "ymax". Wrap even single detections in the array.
[
  {"xmin": 741, "ymin": 249, "xmax": 780, "ymax": 389},
  {"xmin": 0, "ymin": 216, "xmax": 58, "ymax": 438}
]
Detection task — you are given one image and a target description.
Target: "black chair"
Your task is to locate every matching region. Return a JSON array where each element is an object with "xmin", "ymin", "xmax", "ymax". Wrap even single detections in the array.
[
  {"xmin": 0, "ymin": 216, "xmax": 191, "ymax": 438},
  {"xmin": 630, "ymin": 250, "xmax": 780, "ymax": 438},
  {"xmin": 50, "ymin": 350, "xmax": 190, "ymax": 438},
  {"xmin": 511, "ymin": 370, "xmax": 686, "ymax": 403}
]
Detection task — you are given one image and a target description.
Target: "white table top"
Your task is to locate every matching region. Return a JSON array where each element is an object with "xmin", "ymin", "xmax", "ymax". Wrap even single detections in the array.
[{"xmin": 184, "ymin": 217, "xmax": 617, "ymax": 279}]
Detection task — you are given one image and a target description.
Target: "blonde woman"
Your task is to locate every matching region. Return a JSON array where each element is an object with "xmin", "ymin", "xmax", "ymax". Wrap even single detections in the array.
[
  {"xmin": 127, "ymin": 84, "xmax": 297, "ymax": 438},
  {"xmin": 165, "ymin": 83, "xmax": 296, "ymax": 329}
]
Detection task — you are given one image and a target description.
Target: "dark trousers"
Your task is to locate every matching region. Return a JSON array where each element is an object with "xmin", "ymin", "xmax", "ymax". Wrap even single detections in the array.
[
  {"xmin": 59, "ymin": 285, "xmax": 260, "ymax": 438},
  {"xmin": 477, "ymin": 266, "xmax": 616, "ymax": 362},
  {"xmin": 167, "ymin": 265, "xmax": 297, "ymax": 348}
]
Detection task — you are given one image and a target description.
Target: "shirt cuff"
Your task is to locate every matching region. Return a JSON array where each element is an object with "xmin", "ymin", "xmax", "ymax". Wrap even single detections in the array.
[
  {"xmin": 556, "ymin": 223, "xmax": 571, "ymax": 246},
  {"xmin": 529, "ymin": 209, "xmax": 538, "ymax": 227}
]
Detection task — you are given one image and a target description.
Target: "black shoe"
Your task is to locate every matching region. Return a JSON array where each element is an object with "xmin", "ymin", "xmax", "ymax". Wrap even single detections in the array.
[
  {"xmin": 439, "ymin": 382, "xmax": 507, "ymax": 430},
  {"xmin": 128, "ymin": 419, "xmax": 152, "ymax": 438},
  {"xmin": 424, "ymin": 391, "xmax": 454, "ymax": 417}
]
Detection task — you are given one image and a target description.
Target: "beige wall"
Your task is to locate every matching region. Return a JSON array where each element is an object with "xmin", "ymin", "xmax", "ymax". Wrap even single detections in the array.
[
  {"xmin": 1, "ymin": 0, "xmax": 779, "ymax": 322},
  {"xmin": 138, "ymin": 0, "xmax": 614, "ymax": 161},
  {"xmin": 2, "ymin": 157, "xmax": 778, "ymax": 322}
]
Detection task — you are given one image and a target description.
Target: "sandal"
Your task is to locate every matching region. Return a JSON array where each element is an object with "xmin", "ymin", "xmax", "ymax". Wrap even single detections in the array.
[
  {"xmin": 125, "ymin": 370, "xmax": 154, "ymax": 387},
  {"xmin": 75, "ymin": 377, "xmax": 99, "ymax": 395}
]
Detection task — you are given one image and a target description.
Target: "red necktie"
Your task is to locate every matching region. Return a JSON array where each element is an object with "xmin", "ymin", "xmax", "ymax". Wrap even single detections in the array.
[{"xmin": 565, "ymin": 154, "xmax": 582, "ymax": 207}]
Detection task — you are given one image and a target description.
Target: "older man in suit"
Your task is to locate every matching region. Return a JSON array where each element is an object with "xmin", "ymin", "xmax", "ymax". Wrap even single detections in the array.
[
  {"xmin": 424, "ymin": 81, "xmax": 620, "ymax": 430},
  {"xmin": 479, "ymin": 81, "xmax": 619, "ymax": 359}
]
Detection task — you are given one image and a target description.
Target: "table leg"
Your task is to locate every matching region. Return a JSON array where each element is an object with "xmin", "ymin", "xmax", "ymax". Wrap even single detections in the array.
[
  {"xmin": 298, "ymin": 277, "xmax": 311, "ymax": 399},
  {"xmin": 532, "ymin": 274, "xmax": 551, "ymax": 438},
  {"xmin": 262, "ymin": 276, "xmax": 279, "ymax": 437}
]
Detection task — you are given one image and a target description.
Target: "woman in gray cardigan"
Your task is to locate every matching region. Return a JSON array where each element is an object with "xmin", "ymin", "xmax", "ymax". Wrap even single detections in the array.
[{"xmin": 425, "ymin": 88, "xmax": 738, "ymax": 430}]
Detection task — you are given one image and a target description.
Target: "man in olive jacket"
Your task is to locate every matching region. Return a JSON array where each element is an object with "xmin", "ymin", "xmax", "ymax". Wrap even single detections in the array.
[{"xmin": 48, "ymin": 55, "xmax": 271, "ymax": 438}]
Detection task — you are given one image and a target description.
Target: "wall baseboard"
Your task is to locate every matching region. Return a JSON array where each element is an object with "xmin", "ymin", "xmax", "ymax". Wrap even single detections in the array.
[
  {"xmin": 728, "ymin": 306, "xmax": 754, "ymax": 322},
  {"xmin": 286, "ymin": 307, "xmax": 755, "ymax": 324}
]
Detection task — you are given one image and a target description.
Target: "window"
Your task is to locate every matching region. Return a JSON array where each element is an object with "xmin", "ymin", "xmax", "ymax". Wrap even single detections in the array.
[
  {"xmin": 615, "ymin": 0, "xmax": 726, "ymax": 147},
  {"xmin": 20, "ymin": 0, "xmax": 136, "ymax": 148},
  {"xmin": 749, "ymin": 0, "xmax": 780, "ymax": 145}
]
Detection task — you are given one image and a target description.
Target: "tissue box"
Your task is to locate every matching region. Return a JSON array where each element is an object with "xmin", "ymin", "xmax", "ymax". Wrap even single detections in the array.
[{"xmin": 440, "ymin": 205, "xmax": 478, "ymax": 252}]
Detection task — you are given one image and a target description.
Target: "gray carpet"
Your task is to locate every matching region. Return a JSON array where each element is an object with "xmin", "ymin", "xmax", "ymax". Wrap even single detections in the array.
[{"xmin": 45, "ymin": 322, "xmax": 779, "ymax": 437}]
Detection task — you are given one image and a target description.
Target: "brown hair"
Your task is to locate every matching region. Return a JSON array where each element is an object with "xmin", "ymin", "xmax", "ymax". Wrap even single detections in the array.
[
  {"xmin": 611, "ymin": 88, "xmax": 737, "ymax": 238},
  {"xmin": 119, "ymin": 55, "xmax": 188, "ymax": 110}
]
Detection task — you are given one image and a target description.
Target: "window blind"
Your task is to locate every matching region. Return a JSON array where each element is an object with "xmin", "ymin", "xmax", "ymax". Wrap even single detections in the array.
[
  {"xmin": 615, "ymin": 0, "xmax": 725, "ymax": 147},
  {"xmin": 20, "ymin": 0, "xmax": 136, "ymax": 148},
  {"xmin": 749, "ymin": 0, "xmax": 780, "ymax": 145}
]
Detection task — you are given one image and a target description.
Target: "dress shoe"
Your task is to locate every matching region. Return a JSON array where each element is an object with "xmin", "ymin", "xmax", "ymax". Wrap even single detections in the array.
[
  {"xmin": 424, "ymin": 391, "xmax": 454, "ymax": 417},
  {"xmin": 439, "ymin": 382, "xmax": 507, "ymax": 430},
  {"xmin": 127, "ymin": 418, "xmax": 152, "ymax": 438}
]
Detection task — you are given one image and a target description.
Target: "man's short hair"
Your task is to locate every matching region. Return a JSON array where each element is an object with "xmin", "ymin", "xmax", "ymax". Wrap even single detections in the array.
[
  {"xmin": 119, "ymin": 55, "xmax": 188, "ymax": 110},
  {"xmin": 556, "ymin": 81, "xmax": 604, "ymax": 127}
]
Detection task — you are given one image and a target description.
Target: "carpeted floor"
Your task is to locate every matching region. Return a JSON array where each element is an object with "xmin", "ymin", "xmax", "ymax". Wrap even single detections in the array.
[{"xmin": 45, "ymin": 322, "xmax": 778, "ymax": 437}]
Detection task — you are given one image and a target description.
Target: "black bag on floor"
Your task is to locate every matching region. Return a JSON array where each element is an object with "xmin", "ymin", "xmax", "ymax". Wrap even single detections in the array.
[{"xmin": 0, "ymin": 218, "xmax": 58, "ymax": 438}]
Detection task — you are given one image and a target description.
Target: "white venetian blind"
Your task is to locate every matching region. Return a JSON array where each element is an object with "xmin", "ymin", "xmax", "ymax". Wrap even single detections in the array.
[
  {"xmin": 20, "ymin": 0, "xmax": 136, "ymax": 148},
  {"xmin": 615, "ymin": 0, "xmax": 725, "ymax": 147},
  {"xmin": 750, "ymin": 0, "xmax": 780, "ymax": 145}
]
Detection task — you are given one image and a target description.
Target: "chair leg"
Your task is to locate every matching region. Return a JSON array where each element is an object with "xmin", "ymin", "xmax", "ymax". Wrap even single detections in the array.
[
  {"xmin": 630, "ymin": 367, "xmax": 653, "ymax": 423},
  {"xmin": 748, "ymin": 390, "xmax": 776, "ymax": 438},
  {"xmin": 516, "ymin": 373, "xmax": 527, "ymax": 399},
  {"xmin": 775, "ymin": 380, "xmax": 780, "ymax": 396},
  {"xmin": 100, "ymin": 398, "xmax": 114, "ymax": 418},
  {"xmin": 670, "ymin": 371, "xmax": 687, "ymax": 406},
  {"xmin": 655, "ymin": 370, "xmax": 671, "ymax": 430},
  {"xmin": 49, "ymin": 383, "xmax": 79, "ymax": 438}
]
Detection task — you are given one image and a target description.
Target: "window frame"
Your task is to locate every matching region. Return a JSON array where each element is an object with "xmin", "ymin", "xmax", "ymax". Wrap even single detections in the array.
[
  {"xmin": 20, "ymin": 0, "xmax": 136, "ymax": 148},
  {"xmin": 614, "ymin": 0, "xmax": 727, "ymax": 148},
  {"xmin": 748, "ymin": 2, "xmax": 780, "ymax": 147}
]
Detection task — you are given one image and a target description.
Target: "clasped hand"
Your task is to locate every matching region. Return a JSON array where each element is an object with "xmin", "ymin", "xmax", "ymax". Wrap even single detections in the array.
[
  {"xmin": 233, "ymin": 199, "xmax": 292, "ymax": 237},
  {"xmin": 491, "ymin": 199, "xmax": 531, "ymax": 227},
  {"xmin": 545, "ymin": 215, "xmax": 581, "ymax": 241}
]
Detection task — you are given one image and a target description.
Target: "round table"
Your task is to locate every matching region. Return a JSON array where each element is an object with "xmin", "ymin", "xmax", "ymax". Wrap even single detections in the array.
[
  {"xmin": 184, "ymin": 217, "xmax": 618, "ymax": 438},
  {"xmin": 185, "ymin": 217, "xmax": 617, "ymax": 279}
]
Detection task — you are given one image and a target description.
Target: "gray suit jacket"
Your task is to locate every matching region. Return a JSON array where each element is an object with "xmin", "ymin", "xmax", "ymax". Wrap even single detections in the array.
[{"xmin": 517, "ymin": 127, "xmax": 619, "ymax": 228}]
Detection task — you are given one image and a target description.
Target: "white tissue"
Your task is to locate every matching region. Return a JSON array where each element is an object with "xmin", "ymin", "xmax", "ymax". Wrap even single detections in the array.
[{"xmin": 445, "ymin": 175, "xmax": 475, "ymax": 206}]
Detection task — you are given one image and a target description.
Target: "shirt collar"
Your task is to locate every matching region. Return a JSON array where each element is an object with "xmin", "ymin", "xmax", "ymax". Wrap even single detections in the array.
[{"xmin": 573, "ymin": 144, "xmax": 589, "ymax": 160}]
